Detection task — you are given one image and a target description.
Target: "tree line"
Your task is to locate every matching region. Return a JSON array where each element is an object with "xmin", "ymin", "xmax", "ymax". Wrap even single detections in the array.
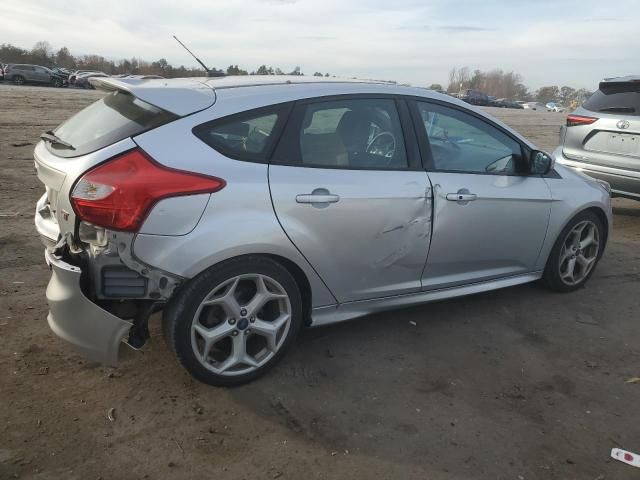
[
  {"xmin": 0, "ymin": 42, "xmax": 331, "ymax": 78},
  {"xmin": 445, "ymin": 66, "xmax": 592, "ymax": 105},
  {"xmin": 1, "ymin": 43, "xmax": 592, "ymax": 106}
]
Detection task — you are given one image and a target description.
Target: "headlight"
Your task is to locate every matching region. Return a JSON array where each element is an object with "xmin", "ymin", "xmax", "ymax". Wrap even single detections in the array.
[{"xmin": 595, "ymin": 179, "xmax": 611, "ymax": 196}]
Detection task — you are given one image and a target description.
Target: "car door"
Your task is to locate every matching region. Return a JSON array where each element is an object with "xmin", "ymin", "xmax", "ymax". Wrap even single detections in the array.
[
  {"xmin": 269, "ymin": 96, "xmax": 432, "ymax": 303},
  {"xmin": 410, "ymin": 100, "xmax": 552, "ymax": 290},
  {"xmin": 34, "ymin": 66, "xmax": 50, "ymax": 83}
]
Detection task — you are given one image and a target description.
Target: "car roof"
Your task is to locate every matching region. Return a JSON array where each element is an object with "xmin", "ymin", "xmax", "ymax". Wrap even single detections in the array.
[
  {"xmin": 92, "ymin": 75, "xmax": 457, "ymax": 114},
  {"xmin": 90, "ymin": 75, "xmax": 535, "ymax": 147},
  {"xmin": 202, "ymin": 75, "xmax": 388, "ymax": 89}
]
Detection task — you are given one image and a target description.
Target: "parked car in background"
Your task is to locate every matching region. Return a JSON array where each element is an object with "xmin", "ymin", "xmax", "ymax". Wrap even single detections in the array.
[
  {"xmin": 69, "ymin": 70, "xmax": 102, "ymax": 86},
  {"xmin": 3, "ymin": 64, "xmax": 67, "ymax": 87},
  {"xmin": 488, "ymin": 95, "xmax": 501, "ymax": 107},
  {"xmin": 499, "ymin": 99, "xmax": 524, "ymax": 109},
  {"xmin": 74, "ymin": 71, "xmax": 109, "ymax": 89},
  {"xmin": 461, "ymin": 89, "xmax": 489, "ymax": 106},
  {"xmin": 0, "ymin": 63, "xmax": 5, "ymax": 80},
  {"xmin": 34, "ymin": 76, "xmax": 611, "ymax": 386},
  {"xmin": 51, "ymin": 67, "xmax": 71, "ymax": 77},
  {"xmin": 523, "ymin": 102, "xmax": 539, "ymax": 110},
  {"xmin": 546, "ymin": 102, "xmax": 565, "ymax": 113},
  {"xmin": 555, "ymin": 75, "xmax": 640, "ymax": 200},
  {"xmin": 118, "ymin": 74, "xmax": 165, "ymax": 80}
]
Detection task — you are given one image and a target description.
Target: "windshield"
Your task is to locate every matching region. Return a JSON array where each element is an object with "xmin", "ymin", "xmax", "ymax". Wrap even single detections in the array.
[{"xmin": 48, "ymin": 91, "xmax": 177, "ymax": 158}]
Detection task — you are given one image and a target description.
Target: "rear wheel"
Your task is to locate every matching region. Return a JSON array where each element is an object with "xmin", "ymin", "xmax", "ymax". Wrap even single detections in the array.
[
  {"xmin": 163, "ymin": 256, "xmax": 303, "ymax": 386},
  {"xmin": 543, "ymin": 211, "xmax": 604, "ymax": 292},
  {"xmin": 12, "ymin": 75, "xmax": 25, "ymax": 85}
]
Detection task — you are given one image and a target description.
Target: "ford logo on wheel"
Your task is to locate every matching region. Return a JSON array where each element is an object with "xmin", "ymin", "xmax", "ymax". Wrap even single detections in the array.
[{"xmin": 617, "ymin": 120, "xmax": 630, "ymax": 129}]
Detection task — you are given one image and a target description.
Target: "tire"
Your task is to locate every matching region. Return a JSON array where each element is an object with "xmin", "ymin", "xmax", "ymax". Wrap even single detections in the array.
[
  {"xmin": 52, "ymin": 78, "xmax": 62, "ymax": 88},
  {"xmin": 12, "ymin": 75, "xmax": 25, "ymax": 85},
  {"xmin": 543, "ymin": 210, "xmax": 604, "ymax": 292},
  {"xmin": 163, "ymin": 256, "xmax": 303, "ymax": 386}
]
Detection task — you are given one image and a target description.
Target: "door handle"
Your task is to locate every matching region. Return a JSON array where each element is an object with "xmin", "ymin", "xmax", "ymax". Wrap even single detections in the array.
[
  {"xmin": 296, "ymin": 194, "xmax": 340, "ymax": 204},
  {"xmin": 296, "ymin": 188, "xmax": 340, "ymax": 205},
  {"xmin": 446, "ymin": 189, "xmax": 477, "ymax": 203}
]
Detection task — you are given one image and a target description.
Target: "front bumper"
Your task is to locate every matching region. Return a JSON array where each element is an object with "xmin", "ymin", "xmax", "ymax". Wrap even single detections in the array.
[
  {"xmin": 44, "ymin": 248, "xmax": 133, "ymax": 365},
  {"xmin": 554, "ymin": 149, "xmax": 640, "ymax": 199}
]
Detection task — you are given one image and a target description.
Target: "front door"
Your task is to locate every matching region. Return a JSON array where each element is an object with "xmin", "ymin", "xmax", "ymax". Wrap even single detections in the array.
[
  {"xmin": 411, "ymin": 100, "xmax": 552, "ymax": 290},
  {"xmin": 269, "ymin": 97, "xmax": 431, "ymax": 303}
]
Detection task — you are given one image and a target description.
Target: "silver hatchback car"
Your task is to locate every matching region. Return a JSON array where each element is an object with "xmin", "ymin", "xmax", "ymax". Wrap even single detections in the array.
[
  {"xmin": 34, "ymin": 76, "xmax": 612, "ymax": 385},
  {"xmin": 554, "ymin": 76, "xmax": 640, "ymax": 200}
]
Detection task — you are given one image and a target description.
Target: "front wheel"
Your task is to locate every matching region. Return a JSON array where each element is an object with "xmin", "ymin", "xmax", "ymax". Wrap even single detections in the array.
[
  {"xmin": 52, "ymin": 78, "xmax": 63, "ymax": 88},
  {"xmin": 543, "ymin": 211, "xmax": 604, "ymax": 292},
  {"xmin": 12, "ymin": 75, "xmax": 25, "ymax": 85},
  {"xmin": 163, "ymin": 256, "xmax": 303, "ymax": 386}
]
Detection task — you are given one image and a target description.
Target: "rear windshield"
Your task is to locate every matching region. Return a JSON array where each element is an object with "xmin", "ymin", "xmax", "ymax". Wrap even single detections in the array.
[
  {"xmin": 583, "ymin": 83, "xmax": 640, "ymax": 116},
  {"xmin": 47, "ymin": 91, "xmax": 177, "ymax": 157}
]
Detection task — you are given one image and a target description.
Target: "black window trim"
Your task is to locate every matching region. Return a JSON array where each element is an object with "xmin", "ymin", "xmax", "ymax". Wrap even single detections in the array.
[
  {"xmin": 192, "ymin": 101, "xmax": 294, "ymax": 164},
  {"xmin": 270, "ymin": 93, "xmax": 422, "ymax": 172},
  {"xmin": 406, "ymin": 97, "xmax": 544, "ymax": 178}
]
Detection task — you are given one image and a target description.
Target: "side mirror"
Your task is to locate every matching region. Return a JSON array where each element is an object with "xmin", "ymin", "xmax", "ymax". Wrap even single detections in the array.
[{"xmin": 529, "ymin": 150, "xmax": 554, "ymax": 175}]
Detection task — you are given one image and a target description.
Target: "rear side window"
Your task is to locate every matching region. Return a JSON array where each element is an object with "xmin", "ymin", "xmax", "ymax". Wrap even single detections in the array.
[
  {"xmin": 193, "ymin": 105, "xmax": 290, "ymax": 162},
  {"xmin": 49, "ymin": 91, "xmax": 177, "ymax": 158},
  {"xmin": 583, "ymin": 83, "xmax": 640, "ymax": 116}
]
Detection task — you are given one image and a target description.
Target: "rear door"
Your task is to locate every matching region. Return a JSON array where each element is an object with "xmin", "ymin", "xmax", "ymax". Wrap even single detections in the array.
[
  {"xmin": 34, "ymin": 66, "xmax": 51, "ymax": 83},
  {"xmin": 410, "ymin": 100, "xmax": 552, "ymax": 290},
  {"xmin": 21, "ymin": 66, "xmax": 36, "ymax": 82},
  {"xmin": 269, "ymin": 96, "xmax": 431, "ymax": 303}
]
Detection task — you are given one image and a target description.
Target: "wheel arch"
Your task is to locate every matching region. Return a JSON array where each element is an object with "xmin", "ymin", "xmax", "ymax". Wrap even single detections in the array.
[
  {"xmin": 262, "ymin": 253, "xmax": 313, "ymax": 326},
  {"xmin": 172, "ymin": 252, "xmax": 316, "ymax": 326},
  {"xmin": 584, "ymin": 205, "xmax": 609, "ymax": 252},
  {"xmin": 536, "ymin": 201, "xmax": 611, "ymax": 271}
]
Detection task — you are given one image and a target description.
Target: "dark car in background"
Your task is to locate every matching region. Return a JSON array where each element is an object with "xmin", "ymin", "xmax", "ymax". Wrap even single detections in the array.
[
  {"xmin": 499, "ymin": 98, "xmax": 524, "ymax": 109},
  {"xmin": 74, "ymin": 71, "xmax": 109, "ymax": 89},
  {"xmin": 68, "ymin": 70, "xmax": 104, "ymax": 86},
  {"xmin": 555, "ymin": 76, "xmax": 640, "ymax": 200},
  {"xmin": 4, "ymin": 64, "xmax": 67, "ymax": 87},
  {"xmin": 461, "ymin": 89, "xmax": 489, "ymax": 106}
]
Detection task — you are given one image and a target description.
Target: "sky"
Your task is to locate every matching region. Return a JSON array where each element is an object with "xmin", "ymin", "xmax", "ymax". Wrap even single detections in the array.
[{"xmin": 2, "ymin": 0, "xmax": 639, "ymax": 90}]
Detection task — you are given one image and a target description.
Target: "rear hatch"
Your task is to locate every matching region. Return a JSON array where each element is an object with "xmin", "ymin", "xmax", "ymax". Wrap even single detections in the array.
[
  {"xmin": 562, "ymin": 79, "xmax": 640, "ymax": 171},
  {"xmin": 34, "ymin": 77, "xmax": 216, "ymax": 244}
]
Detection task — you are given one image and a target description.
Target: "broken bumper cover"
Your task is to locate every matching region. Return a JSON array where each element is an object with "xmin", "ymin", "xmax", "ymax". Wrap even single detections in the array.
[{"xmin": 44, "ymin": 249, "xmax": 133, "ymax": 365}]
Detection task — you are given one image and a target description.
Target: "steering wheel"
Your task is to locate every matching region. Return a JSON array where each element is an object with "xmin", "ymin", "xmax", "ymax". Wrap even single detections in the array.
[{"xmin": 366, "ymin": 131, "xmax": 396, "ymax": 163}]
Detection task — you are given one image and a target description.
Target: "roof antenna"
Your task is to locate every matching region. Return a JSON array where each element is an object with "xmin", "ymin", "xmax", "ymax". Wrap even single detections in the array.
[{"xmin": 173, "ymin": 35, "xmax": 225, "ymax": 77}]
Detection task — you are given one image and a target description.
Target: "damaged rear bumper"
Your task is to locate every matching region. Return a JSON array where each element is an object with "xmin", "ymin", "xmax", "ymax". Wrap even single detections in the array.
[{"xmin": 44, "ymin": 248, "xmax": 133, "ymax": 365}]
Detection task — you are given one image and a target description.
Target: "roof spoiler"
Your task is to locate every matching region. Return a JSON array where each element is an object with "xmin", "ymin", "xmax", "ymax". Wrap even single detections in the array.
[{"xmin": 89, "ymin": 77, "xmax": 216, "ymax": 116}]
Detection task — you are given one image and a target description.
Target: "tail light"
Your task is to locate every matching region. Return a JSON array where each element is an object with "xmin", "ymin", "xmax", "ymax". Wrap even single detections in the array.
[
  {"xmin": 71, "ymin": 148, "xmax": 225, "ymax": 232},
  {"xmin": 566, "ymin": 114, "xmax": 598, "ymax": 127}
]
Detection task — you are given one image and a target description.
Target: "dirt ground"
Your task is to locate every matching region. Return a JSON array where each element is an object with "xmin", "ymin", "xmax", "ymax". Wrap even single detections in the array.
[{"xmin": 1, "ymin": 84, "xmax": 639, "ymax": 480}]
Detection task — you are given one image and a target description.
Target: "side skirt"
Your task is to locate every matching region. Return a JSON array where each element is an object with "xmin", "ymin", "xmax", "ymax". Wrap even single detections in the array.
[{"xmin": 310, "ymin": 272, "xmax": 543, "ymax": 327}]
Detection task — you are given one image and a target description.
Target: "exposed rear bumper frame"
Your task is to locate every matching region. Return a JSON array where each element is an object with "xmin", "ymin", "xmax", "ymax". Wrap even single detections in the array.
[{"xmin": 45, "ymin": 248, "xmax": 134, "ymax": 365}]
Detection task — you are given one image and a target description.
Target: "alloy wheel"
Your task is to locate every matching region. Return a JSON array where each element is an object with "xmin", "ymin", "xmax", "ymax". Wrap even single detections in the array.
[
  {"xmin": 190, "ymin": 274, "xmax": 292, "ymax": 376},
  {"xmin": 558, "ymin": 220, "xmax": 599, "ymax": 286}
]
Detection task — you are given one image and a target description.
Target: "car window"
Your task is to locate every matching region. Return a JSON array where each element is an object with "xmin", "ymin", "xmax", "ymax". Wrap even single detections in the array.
[
  {"xmin": 49, "ymin": 91, "xmax": 177, "ymax": 158},
  {"xmin": 193, "ymin": 109, "xmax": 283, "ymax": 162},
  {"xmin": 416, "ymin": 102, "xmax": 521, "ymax": 174},
  {"xmin": 583, "ymin": 83, "xmax": 640, "ymax": 116},
  {"xmin": 296, "ymin": 99, "xmax": 408, "ymax": 169}
]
